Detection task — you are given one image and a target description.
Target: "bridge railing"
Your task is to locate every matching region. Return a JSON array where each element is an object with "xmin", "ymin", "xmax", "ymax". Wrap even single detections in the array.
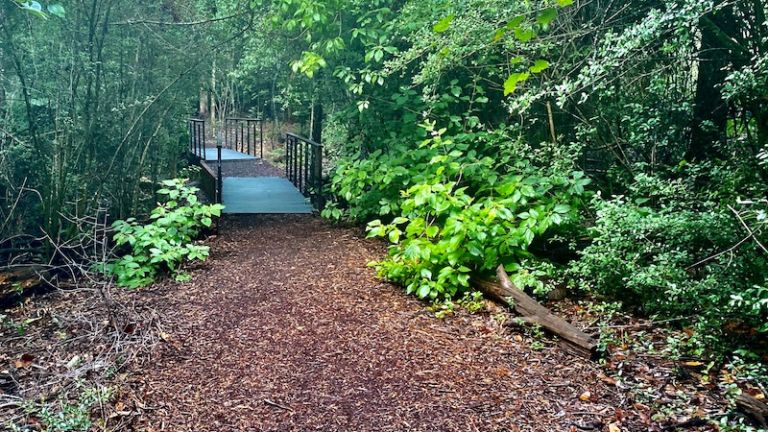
[
  {"xmin": 188, "ymin": 119, "xmax": 206, "ymax": 159},
  {"xmin": 224, "ymin": 117, "xmax": 264, "ymax": 159},
  {"xmin": 285, "ymin": 133, "xmax": 323, "ymax": 210}
]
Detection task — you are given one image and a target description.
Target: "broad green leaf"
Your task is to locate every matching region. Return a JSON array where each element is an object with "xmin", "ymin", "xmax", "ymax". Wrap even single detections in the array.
[
  {"xmin": 506, "ymin": 15, "xmax": 525, "ymax": 29},
  {"xmin": 492, "ymin": 29, "xmax": 506, "ymax": 42},
  {"xmin": 504, "ymin": 72, "xmax": 530, "ymax": 95},
  {"xmin": 433, "ymin": 15, "xmax": 455, "ymax": 33},
  {"xmin": 537, "ymin": 8, "xmax": 557, "ymax": 26},
  {"xmin": 47, "ymin": 3, "xmax": 65, "ymax": 18},
  {"xmin": 514, "ymin": 27, "xmax": 535, "ymax": 42},
  {"xmin": 530, "ymin": 59, "xmax": 550, "ymax": 73}
]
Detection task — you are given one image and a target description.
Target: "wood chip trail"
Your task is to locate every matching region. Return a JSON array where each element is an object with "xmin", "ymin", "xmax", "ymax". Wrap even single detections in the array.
[{"xmin": 131, "ymin": 215, "xmax": 618, "ymax": 432}]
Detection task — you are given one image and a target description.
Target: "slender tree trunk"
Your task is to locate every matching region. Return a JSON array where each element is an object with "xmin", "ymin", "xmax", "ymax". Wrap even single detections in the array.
[{"xmin": 689, "ymin": 15, "xmax": 731, "ymax": 160}]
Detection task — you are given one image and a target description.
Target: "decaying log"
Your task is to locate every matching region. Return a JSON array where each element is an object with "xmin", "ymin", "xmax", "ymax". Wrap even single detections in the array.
[
  {"xmin": 472, "ymin": 265, "xmax": 597, "ymax": 359},
  {"xmin": 736, "ymin": 393, "xmax": 768, "ymax": 428},
  {"xmin": 0, "ymin": 266, "xmax": 48, "ymax": 306}
]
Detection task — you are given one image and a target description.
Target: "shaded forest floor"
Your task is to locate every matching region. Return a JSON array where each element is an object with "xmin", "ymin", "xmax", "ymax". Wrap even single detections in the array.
[
  {"xmin": 130, "ymin": 215, "xmax": 621, "ymax": 431},
  {"xmin": 3, "ymin": 215, "xmax": 752, "ymax": 431}
]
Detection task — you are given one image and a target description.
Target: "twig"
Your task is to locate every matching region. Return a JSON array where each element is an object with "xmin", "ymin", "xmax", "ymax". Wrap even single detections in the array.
[
  {"xmin": 686, "ymin": 205, "xmax": 768, "ymax": 270},
  {"xmin": 264, "ymin": 399, "xmax": 293, "ymax": 412},
  {"xmin": 112, "ymin": 13, "xmax": 243, "ymax": 26},
  {"xmin": 728, "ymin": 204, "xmax": 768, "ymax": 254}
]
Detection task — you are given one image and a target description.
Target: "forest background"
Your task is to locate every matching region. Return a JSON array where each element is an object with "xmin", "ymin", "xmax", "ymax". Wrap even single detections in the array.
[{"xmin": 1, "ymin": 0, "xmax": 767, "ymax": 392}]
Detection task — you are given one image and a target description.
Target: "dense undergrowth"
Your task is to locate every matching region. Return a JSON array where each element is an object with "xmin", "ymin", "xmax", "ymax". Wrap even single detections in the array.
[
  {"xmin": 3, "ymin": 0, "xmax": 768, "ymax": 428},
  {"xmin": 105, "ymin": 178, "xmax": 224, "ymax": 289}
]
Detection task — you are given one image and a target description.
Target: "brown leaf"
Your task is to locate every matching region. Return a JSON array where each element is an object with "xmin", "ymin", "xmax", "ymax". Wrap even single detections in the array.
[
  {"xmin": 122, "ymin": 323, "xmax": 137, "ymax": 334},
  {"xmin": 14, "ymin": 353, "xmax": 34, "ymax": 369},
  {"xmin": 598, "ymin": 373, "xmax": 617, "ymax": 386},
  {"xmin": 579, "ymin": 390, "xmax": 591, "ymax": 401},
  {"xmin": 608, "ymin": 423, "xmax": 622, "ymax": 432}
]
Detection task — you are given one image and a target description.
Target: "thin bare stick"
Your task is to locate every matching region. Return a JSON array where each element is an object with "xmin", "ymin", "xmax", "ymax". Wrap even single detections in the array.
[
  {"xmin": 728, "ymin": 204, "xmax": 768, "ymax": 254},
  {"xmin": 112, "ymin": 13, "xmax": 243, "ymax": 27}
]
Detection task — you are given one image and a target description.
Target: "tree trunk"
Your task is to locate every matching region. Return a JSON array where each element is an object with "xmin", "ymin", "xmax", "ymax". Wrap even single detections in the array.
[{"xmin": 689, "ymin": 7, "xmax": 742, "ymax": 160}]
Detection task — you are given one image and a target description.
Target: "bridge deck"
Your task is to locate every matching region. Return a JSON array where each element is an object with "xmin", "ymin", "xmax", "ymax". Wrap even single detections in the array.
[
  {"xmin": 203, "ymin": 147, "xmax": 257, "ymax": 161},
  {"xmin": 222, "ymin": 177, "xmax": 312, "ymax": 214},
  {"xmin": 203, "ymin": 148, "xmax": 312, "ymax": 214}
]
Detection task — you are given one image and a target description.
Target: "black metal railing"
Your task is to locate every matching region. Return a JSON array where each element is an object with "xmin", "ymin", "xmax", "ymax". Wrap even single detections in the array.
[
  {"xmin": 216, "ymin": 141, "xmax": 223, "ymax": 204},
  {"xmin": 285, "ymin": 133, "xmax": 323, "ymax": 210},
  {"xmin": 188, "ymin": 119, "xmax": 206, "ymax": 159},
  {"xmin": 224, "ymin": 117, "xmax": 264, "ymax": 158}
]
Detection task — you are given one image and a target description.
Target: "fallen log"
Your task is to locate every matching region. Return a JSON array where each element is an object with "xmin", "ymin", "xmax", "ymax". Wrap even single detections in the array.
[
  {"xmin": 472, "ymin": 265, "xmax": 597, "ymax": 359},
  {"xmin": 736, "ymin": 393, "xmax": 768, "ymax": 428},
  {"xmin": 0, "ymin": 265, "xmax": 48, "ymax": 307}
]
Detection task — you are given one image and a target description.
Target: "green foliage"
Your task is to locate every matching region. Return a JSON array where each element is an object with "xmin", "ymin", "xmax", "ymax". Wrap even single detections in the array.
[
  {"xmin": 570, "ymin": 174, "xmax": 768, "ymax": 347},
  {"xmin": 359, "ymin": 124, "xmax": 588, "ymax": 300},
  {"xmin": 106, "ymin": 179, "xmax": 223, "ymax": 289},
  {"xmin": 10, "ymin": 384, "xmax": 112, "ymax": 432},
  {"xmin": 0, "ymin": 0, "xmax": 212, "ymax": 262}
]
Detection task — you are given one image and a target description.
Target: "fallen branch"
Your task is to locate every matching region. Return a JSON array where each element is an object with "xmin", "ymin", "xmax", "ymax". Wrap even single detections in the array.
[
  {"xmin": 735, "ymin": 393, "xmax": 768, "ymax": 428},
  {"xmin": 472, "ymin": 265, "xmax": 597, "ymax": 359}
]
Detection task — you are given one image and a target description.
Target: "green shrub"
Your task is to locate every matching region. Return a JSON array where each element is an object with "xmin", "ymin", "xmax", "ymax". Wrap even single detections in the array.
[
  {"xmin": 570, "ymin": 174, "xmax": 768, "ymax": 347},
  {"xmin": 355, "ymin": 123, "xmax": 589, "ymax": 300},
  {"xmin": 106, "ymin": 179, "xmax": 224, "ymax": 288}
]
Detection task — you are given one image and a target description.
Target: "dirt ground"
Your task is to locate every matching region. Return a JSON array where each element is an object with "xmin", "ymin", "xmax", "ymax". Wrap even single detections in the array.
[
  {"xmin": 129, "ymin": 215, "xmax": 623, "ymax": 432},
  {"xmin": 4, "ymin": 214, "xmax": 741, "ymax": 432}
]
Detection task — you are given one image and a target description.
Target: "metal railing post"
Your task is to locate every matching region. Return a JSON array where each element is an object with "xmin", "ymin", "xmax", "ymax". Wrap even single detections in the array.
[
  {"xmin": 216, "ymin": 137, "xmax": 223, "ymax": 204},
  {"xmin": 247, "ymin": 120, "xmax": 251, "ymax": 156},
  {"xmin": 314, "ymin": 144, "xmax": 324, "ymax": 210},
  {"xmin": 260, "ymin": 119, "xmax": 264, "ymax": 158},
  {"xmin": 285, "ymin": 135, "xmax": 291, "ymax": 179}
]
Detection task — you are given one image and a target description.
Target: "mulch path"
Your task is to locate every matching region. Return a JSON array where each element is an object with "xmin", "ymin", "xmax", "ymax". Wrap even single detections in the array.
[{"xmin": 129, "ymin": 215, "xmax": 623, "ymax": 431}]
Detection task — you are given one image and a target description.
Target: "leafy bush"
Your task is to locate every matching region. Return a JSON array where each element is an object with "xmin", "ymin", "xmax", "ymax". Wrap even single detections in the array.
[
  {"xmin": 338, "ymin": 123, "xmax": 590, "ymax": 300},
  {"xmin": 570, "ymin": 174, "xmax": 768, "ymax": 346},
  {"xmin": 106, "ymin": 179, "xmax": 224, "ymax": 288}
]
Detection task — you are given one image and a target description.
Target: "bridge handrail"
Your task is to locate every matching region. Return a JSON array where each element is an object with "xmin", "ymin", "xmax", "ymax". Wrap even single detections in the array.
[
  {"xmin": 223, "ymin": 117, "xmax": 264, "ymax": 158},
  {"xmin": 285, "ymin": 133, "xmax": 323, "ymax": 210},
  {"xmin": 285, "ymin": 132, "xmax": 322, "ymax": 148},
  {"xmin": 225, "ymin": 116, "xmax": 263, "ymax": 122},
  {"xmin": 188, "ymin": 119, "xmax": 206, "ymax": 159}
]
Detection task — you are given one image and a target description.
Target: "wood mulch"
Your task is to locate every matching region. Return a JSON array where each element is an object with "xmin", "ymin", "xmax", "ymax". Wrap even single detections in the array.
[{"xmin": 128, "ymin": 215, "xmax": 626, "ymax": 432}]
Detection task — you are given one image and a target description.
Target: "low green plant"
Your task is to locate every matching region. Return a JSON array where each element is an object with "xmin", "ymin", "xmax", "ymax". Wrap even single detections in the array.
[
  {"xmin": 570, "ymin": 173, "xmax": 768, "ymax": 352},
  {"xmin": 506, "ymin": 260, "xmax": 560, "ymax": 299},
  {"xmin": 1, "ymin": 315, "xmax": 36, "ymax": 336},
  {"xmin": 105, "ymin": 179, "xmax": 224, "ymax": 288},
  {"xmin": 513, "ymin": 318, "xmax": 546, "ymax": 350},
  {"xmin": 427, "ymin": 291, "xmax": 486, "ymax": 318},
  {"xmin": 366, "ymin": 125, "xmax": 589, "ymax": 301},
  {"xmin": 11, "ymin": 384, "xmax": 113, "ymax": 432}
]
